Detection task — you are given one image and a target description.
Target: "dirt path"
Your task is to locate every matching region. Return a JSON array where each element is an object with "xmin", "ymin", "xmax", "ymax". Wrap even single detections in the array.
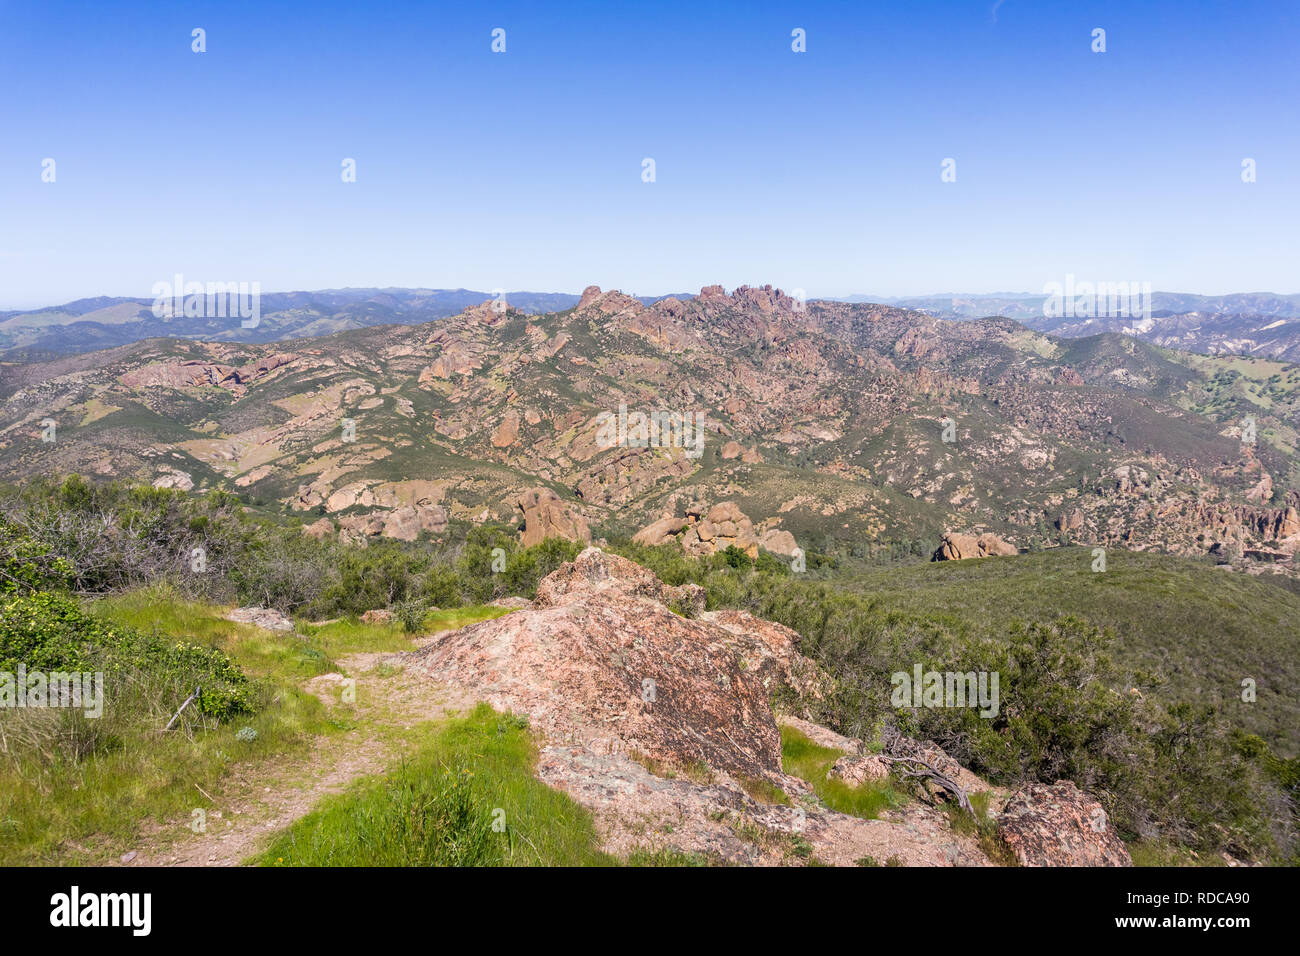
[{"xmin": 121, "ymin": 638, "xmax": 475, "ymax": 867}]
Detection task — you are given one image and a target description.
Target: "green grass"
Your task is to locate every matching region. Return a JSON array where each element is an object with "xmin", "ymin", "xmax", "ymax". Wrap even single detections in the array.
[
  {"xmin": 253, "ymin": 703, "xmax": 616, "ymax": 867},
  {"xmin": 1128, "ymin": 840, "xmax": 1230, "ymax": 867},
  {"xmin": 735, "ymin": 774, "xmax": 790, "ymax": 806},
  {"xmin": 0, "ymin": 588, "xmax": 332, "ymax": 864},
  {"xmin": 0, "ymin": 673, "xmax": 325, "ymax": 865},
  {"xmin": 93, "ymin": 586, "xmax": 508, "ymax": 681},
  {"xmin": 0, "ymin": 587, "xmax": 508, "ymax": 865},
  {"xmin": 779, "ymin": 725, "xmax": 903, "ymax": 819},
  {"xmin": 295, "ymin": 605, "xmax": 510, "ymax": 660}
]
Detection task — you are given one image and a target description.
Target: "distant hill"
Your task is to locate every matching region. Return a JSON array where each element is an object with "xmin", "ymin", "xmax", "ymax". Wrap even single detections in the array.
[
  {"xmin": 0, "ymin": 288, "xmax": 663, "ymax": 356},
  {"xmin": 2, "ymin": 283, "xmax": 1295, "ymax": 579},
  {"xmin": 827, "ymin": 292, "xmax": 1300, "ymax": 362},
  {"xmin": 8, "ymin": 286, "xmax": 1300, "ymax": 361}
]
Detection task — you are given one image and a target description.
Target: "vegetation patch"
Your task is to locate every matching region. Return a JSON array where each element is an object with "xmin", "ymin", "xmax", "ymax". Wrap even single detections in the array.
[
  {"xmin": 254, "ymin": 703, "xmax": 614, "ymax": 867},
  {"xmin": 780, "ymin": 725, "xmax": 903, "ymax": 819}
]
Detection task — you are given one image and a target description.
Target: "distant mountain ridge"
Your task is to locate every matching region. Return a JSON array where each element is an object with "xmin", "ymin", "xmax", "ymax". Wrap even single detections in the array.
[
  {"xmin": 829, "ymin": 292, "xmax": 1300, "ymax": 362},
  {"xmin": 2, "ymin": 283, "xmax": 1297, "ymax": 581},
  {"xmin": 5, "ymin": 286, "xmax": 1300, "ymax": 362}
]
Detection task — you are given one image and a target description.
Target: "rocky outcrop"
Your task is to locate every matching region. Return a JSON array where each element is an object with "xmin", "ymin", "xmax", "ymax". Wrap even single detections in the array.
[
  {"xmin": 828, "ymin": 754, "xmax": 891, "ymax": 785},
  {"xmin": 302, "ymin": 517, "xmax": 335, "ymax": 540},
  {"xmin": 1055, "ymin": 509, "xmax": 1084, "ymax": 534},
  {"xmin": 632, "ymin": 515, "xmax": 690, "ymax": 546},
  {"xmin": 516, "ymin": 488, "xmax": 591, "ymax": 548},
  {"xmin": 152, "ymin": 469, "xmax": 194, "ymax": 491},
  {"xmin": 932, "ymin": 531, "xmax": 1018, "ymax": 561},
  {"xmin": 120, "ymin": 353, "xmax": 296, "ymax": 394},
  {"xmin": 758, "ymin": 528, "xmax": 799, "ymax": 556},
  {"xmin": 382, "ymin": 504, "xmax": 448, "ymax": 542},
  {"xmin": 491, "ymin": 410, "xmax": 521, "ymax": 448},
  {"xmin": 225, "ymin": 607, "xmax": 295, "ymax": 632},
  {"xmin": 633, "ymin": 501, "xmax": 761, "ymax": 557},
  {"xmin": 996, "ymin": 780, "xmax": 1132, "ymax": 867},
  {"xmin": 408, "ymin": 549, "xmax": 1003, "ymax": 866},
  {"xmin": 336, "ymin": 503, "xmax": 448, "ymax": 544},
  {"xmin": 414, "ymin": 548, "xmax": 797, "ymax": 778},
  {"xmin": 573, "ymin": 447, "xmax": 696, "ymax": 506}
]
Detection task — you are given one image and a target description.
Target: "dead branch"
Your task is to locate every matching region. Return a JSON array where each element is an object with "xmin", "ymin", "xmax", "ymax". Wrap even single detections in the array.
[
  {"xmin": 878, "ymin": 753, "xmax": 974, "ymax": 815},
  {"xmin": 163, "ymin": 685, "xmax": 202, "ymax": 732}
]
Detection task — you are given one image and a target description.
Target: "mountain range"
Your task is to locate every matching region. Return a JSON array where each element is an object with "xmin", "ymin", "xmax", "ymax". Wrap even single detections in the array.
[
  {"xmin": 3, "ymin": 283, "xmax": 1297, "ymax": 575},
  {"xmin": 5, "ymin": 288, "xmax": 1300, "ymax": 364}
]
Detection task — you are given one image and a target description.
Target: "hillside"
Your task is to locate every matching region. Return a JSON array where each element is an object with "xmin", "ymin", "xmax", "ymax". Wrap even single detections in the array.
[
  {"xmin": 747, "ymin": 548, "xmax": 1300, "ymax": 753},
  {"xmin": 1, "ymin": 285, "xmax": 1296, "ymax": 580}
]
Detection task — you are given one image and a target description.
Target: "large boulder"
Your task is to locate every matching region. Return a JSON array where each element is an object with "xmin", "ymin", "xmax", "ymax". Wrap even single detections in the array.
[
  {"xmin": 632, "ymin": 515, "xmax": 690, "ymax": 546},
  {"xmin": 932, "ymin": 531, "xmax": 1017, "ymax": 561},
  {"xmin": 632, "ymin": 500, "xmax": 761, "ymax": 557},
  {"xmin": 410, "ymin": 548, "xmax": 1003, "ymax": 866},
  {"xmin": 225, "ymin": 607, "xmax": 294, "ymax": 632},
  {"xmin": 302, "ymin": 517, "xmax": 335, "ymax": 540},
  {"xmin": 411, "ymin": 547, "xmax": 812, "ymax": 778},
  {"xmin": 996, "ymin": 780, "xmax": 1132, "ymax": 867},
  {"xmin": 515, "ymin": 488, "xmax": 591, "ymax": 548}
]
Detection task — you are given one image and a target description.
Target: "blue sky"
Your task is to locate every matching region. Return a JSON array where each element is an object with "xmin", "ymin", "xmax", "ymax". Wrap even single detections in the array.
[{"xmin": 1, "ymin": 0, "xmax": 1297, "ymax": 308}]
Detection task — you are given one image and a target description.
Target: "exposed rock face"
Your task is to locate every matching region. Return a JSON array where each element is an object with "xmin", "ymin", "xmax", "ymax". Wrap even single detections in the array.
[
  {"xmin": 759, "ymin": 528, "xmax": 799, "ymax": 556},
  {"xmin": 336, "ymin": 503, "xmax": 448, "ymax": 544},
  {"xmin": 828, "ymin": 754, "xmax": 890, "ymax": 785},
  {"xmin": 302, "ymin": 517, "xmax": 335, "ymax": 540},
  {"xmin": 337, "ymin": 512, "xmax": 385, "ymax": 545},
  {"xmin": 382, "ymin": 505, "xmax": 441, "ymax": 542},
  {"xmin": 574, "ymin": 447, "xmax": 696, "ymax": 507},
  {"xmin": 120, "ymin": 353, "xmax": 296, "ymax": 394},
  {"xmin": 515, "ymin": 488, "xmax": 591, "ymax": 548},
  {"xmin": 632, "ymin": 515, "xmax": 690, "ymax": 546},
  {"xmin": 633, "ymin": 501, "xmax": 762, "ymax": 557},
  {"xmin": 932, "ymin": 531, "xmax": 1018, "ymax": 561},
  {"xmin": 152, "ymin": 469, "xmax": 194, "ymax": 491},
  {"xmin": 996, "ymin": 780, "xmax": 1132, "ymax": 867},
  {"xmin": 225, "ymin": 607, "xmax": 295, "ymax": 632},
  {"xmin": 409, "ymin": 549, "xmax": 1000, "ymax": 866},
  {"xmin": 1055, "ymin": 509, "xmax": 1084, "ymax": 533},
  {"xmin": 413, "ymin": 548, "xmax": 798, "ymax": 778},
  {"xmin": 491, "ymin": 410, "xmax": 521, "ymax": 448}
]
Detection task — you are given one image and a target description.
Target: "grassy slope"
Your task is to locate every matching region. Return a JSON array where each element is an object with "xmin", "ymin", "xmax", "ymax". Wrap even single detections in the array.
[
  {"xmin": 834, "ymin": 548, "xmax": 1299, "ymax": 754},
  {"xmin": 0, "ymin": 588, "xmax": 507, "ymax": 865},
  {"xmin": 253, "ymin": 703, "xmax": 614, "ymax": 867}
]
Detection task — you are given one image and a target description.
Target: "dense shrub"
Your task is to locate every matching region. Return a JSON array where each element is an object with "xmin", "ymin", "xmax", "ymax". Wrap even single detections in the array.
[
  {"xmin": 0, "ymin": 592, "xmax": 252, "ymax": 722},
  {"xmin": 608, "ymin": 543, "xmax": 1295, "ymax": 863}
]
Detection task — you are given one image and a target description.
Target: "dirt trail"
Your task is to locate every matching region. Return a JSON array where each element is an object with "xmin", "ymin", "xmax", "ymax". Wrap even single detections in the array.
[{"xmin": 121, "ymin": 638, "xmax": 474, "ymax": 867}]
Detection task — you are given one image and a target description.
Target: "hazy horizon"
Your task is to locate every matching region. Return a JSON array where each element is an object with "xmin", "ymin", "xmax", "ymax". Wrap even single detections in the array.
[{"xmin": 2, "ymin": 0, "xmax": 1297, "ymax": 308}]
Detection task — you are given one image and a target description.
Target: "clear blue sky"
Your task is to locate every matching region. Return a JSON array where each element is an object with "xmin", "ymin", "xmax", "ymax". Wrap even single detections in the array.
[{"xmin": 1, "ymin": 0, "xmax": 1297, "ymax": 308}]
